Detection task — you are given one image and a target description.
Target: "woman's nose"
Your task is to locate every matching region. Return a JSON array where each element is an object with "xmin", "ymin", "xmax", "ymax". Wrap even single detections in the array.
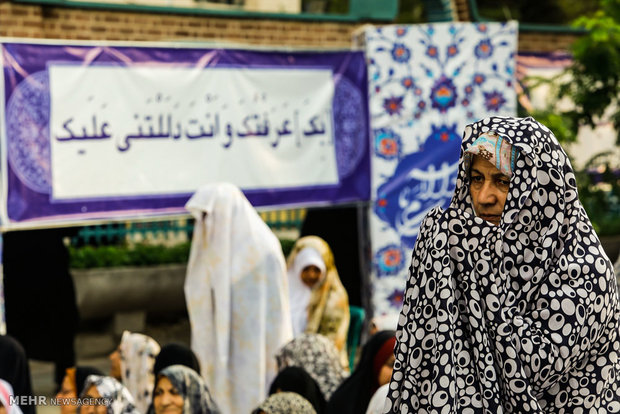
[
  {"xmin": 478, "ymin": 182, "xmax": 498, "ymax": 204},
  {"xmin": 160, "ymin": 392, "xmax": 171, "ymax": 406}
]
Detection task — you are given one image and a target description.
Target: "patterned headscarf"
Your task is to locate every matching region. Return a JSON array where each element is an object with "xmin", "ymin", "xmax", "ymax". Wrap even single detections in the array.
[
  {"xmin": 119, "ymin": 331, "xmax": 160, "ymax": 414},
  {"xmin": 65, "ymin": 366, "xmax": 104, "ymax": 397},
  {"xmin": 465, "ymin": 132, "xmax": 518, "ymax": 177},
  {"xmin": 386, "ymin": 117, "xmax": 620, "ymax": 412},
  {"xmin": 79, "ymin": 375, "xmax": 139, "ymax": 414},
  {"xmin": 286, "ymin": 236, "xmax": 350, "ymax": 370},
  {"xmin": 152, "ymin": 365, "xmax": 220, "ymax": 414},
  {"xmin": 268, "ymin": 367, "xmax": 326, "ymax": 414},
  {"xmin": 275, "ymin": 333, "xmax": 347, "ymax": 400},
  {"xmin": 75, "ymin": 367, "xmax": 105, "ymax": 396},
  {"xmin": 253, "ymin": 392, "xmax": 317, "ymax": 414}
]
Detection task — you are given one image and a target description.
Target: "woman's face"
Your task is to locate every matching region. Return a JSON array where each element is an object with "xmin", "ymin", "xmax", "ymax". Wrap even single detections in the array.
[
  {"xmin": 56, "ymin": 374, "xmax": 78, "ymax": 414},
  {"xmin": 377, "ymin": 354, "xmax": 396, "ymax": 387},
  {"xmin": 469, "ymin": 155, "xmax": 510, "ymax": 226},
  {"xmin": 80, "ymin": 385, "xmax": 107, "ymax": 414},
  {"xmin": 300, "ymin": 265, "xmax": 322, "ymax": 288},
  {"xmin": 153, "ymin": 376, "xmax": 184, "ymax": 414},
  {"xmin": 109, "ymin": 347, "xmax": 122, "ymax": 380}
]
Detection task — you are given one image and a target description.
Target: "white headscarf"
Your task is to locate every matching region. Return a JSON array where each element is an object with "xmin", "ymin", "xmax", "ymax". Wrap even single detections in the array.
[
  {"xmin": 184, "ymin": 183, "xmax": 293, "ymax": 414},
  {"xmin": 0, "ymin": 379, "xmax": 23, "ymax": 414},
  {"xmin": 369, "ymin": 313, "xmax": 399, "ymax": 333},
  {"xmin": 119, "ymin": 331, "xmax": 160, "ymax": 414},
  {"xmin": 365, "ymin": 383, "xmax": 389, "ymax": 414},
  {"xmin": 288, "ymin": 247, "xmax": 326, "ymax": 336}
]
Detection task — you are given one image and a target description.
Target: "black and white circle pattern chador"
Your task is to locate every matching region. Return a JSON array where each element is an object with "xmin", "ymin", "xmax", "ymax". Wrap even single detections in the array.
[{"xmin": 385, "ymin": 116, "xmax": 620, "ymax": 413}]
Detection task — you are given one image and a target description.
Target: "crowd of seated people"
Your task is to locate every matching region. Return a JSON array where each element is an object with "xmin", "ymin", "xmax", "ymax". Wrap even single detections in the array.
[
  {"xmin": 1, "ymin": 184, "xmax": 399, "ymax": 414},
  {"xmin": 1, "ymin": 327, "xmax": 396, "ymax": 414}
]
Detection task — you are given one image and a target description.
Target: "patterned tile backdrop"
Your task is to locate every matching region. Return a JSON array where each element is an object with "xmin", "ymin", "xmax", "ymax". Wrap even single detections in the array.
[{"xmin": 363, "ymin": 22, "xmax": 518, "ymax": 316}]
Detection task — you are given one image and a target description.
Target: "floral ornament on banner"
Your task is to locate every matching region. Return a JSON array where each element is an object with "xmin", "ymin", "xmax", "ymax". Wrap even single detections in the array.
[
  {"xmin": 374, "ymin": 244, "xmax": 406, "ymax": 277},
  {"xmin": 373, "ymin": 128, "xmax": 402, "ymax": 160}
]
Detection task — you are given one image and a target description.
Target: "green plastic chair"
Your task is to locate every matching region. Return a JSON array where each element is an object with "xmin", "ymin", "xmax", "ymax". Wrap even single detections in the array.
[{"xmin": 347, "ymin": 305, "xmax": 366, "ymax": 371}]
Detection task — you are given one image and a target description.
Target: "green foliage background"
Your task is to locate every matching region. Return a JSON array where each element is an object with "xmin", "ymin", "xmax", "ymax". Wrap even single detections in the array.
[{"xmin": 527, "ymin": 0, "xmax": 620, "ymax": 235}]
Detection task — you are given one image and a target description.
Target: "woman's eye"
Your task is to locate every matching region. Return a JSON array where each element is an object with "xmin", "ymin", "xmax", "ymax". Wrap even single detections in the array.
[
  {"xmin": 498, "ymin": 179, "xmax": 510, "ymax": 187},
  {"xmin": 471, "ymin": 175, "xmax": 483, "ymax": 183}
]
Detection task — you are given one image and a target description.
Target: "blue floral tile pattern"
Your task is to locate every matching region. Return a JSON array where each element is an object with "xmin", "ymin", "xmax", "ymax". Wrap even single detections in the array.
[{"xmin": 364, "ymin": 22, "xmax": 518, "ymax": 315}]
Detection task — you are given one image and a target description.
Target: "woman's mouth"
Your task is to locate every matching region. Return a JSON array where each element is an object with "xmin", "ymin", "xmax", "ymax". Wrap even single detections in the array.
[{"xmin": 479, "ymin": 214, "xmax": 501, "ymax": 224}]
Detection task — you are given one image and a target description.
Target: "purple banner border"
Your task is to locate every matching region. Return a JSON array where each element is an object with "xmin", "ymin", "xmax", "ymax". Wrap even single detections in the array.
[{"xmin": 1, "ymin": 41, "xmax": 370, "ymax": 225}]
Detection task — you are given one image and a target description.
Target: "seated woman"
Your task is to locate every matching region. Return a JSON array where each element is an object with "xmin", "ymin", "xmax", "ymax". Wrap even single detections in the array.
[
  {"xmin": 56, "ymin": 366, "xmax": 103, "ymax": 414},
  {"xmin": 150, "ymin": 365, "xmax": 219, "ymax": 414},
  {"xmin": 327, "ymin": 330, "xmax": 395, "ymax": 414},
  {"xmin": 275, "ymin": 333, "xmax": 347, "ymax": 401},
  {"xmin": 0, "ymin": 335, "xmax": 34, "ymax": 414},
  {"xmin": 252, "ymin": 392, "xmax": 316, "ymax": 414},
  {"xmin": 109, "ymin": 331, "xmax": 161, "ymax": 413},
  {"xmin": 269, "ymin": 367, "xmax": 325, "ymax": 414},
  {"xmin": 153, "ymin": 343, "xmax": 201, "ymax": 376},
  {"xmin": 286, "ymin": 236, "xmax": 350, "ymax": 369},
  {"xmin": 386, "ymin": 117, "xmax": 620, "ymax": 412},
  {"xmin": 80, "ymin": 375, "xmax": 138, "ymax": 414}
]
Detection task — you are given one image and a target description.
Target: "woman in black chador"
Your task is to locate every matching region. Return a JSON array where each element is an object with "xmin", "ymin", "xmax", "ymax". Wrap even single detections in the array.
[{"xmin": 3, "ymin": 228, "xmax": 79, "ymax": 389}]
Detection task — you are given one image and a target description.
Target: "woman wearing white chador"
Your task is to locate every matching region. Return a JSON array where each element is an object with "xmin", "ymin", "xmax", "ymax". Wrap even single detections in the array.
[{"xmin": 184, "ymin": 183, "xmax": 293, "ymax": 414}]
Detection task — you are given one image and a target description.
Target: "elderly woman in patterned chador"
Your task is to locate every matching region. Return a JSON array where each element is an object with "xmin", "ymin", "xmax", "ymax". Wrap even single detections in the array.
[{"xmin": 386, "ymin": 116, "xmax": 620, "ymax": 412}]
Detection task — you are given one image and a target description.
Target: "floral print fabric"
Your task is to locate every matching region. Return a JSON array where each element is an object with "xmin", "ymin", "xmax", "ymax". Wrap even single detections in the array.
[
  {"xmin": 275, "ymin": 333, "xmax": 347, "ymax": 400},
  {"xmin": 119, "ymin": 331, "xmax": 160, "ymax": 414},
  {"xmin": 184, "ymin": 183, "xmax": 293, "ymax": 414},
  {"xmin": 80, "ymin": 375, "xmax": 138, "ymax": 414},
  {"xmin": 156, "ymin": 365, "xmax": 220, "ymax": 414},
  {"xmin": 464, "ymin": 132, "xmax": 517, "ymax": 177},
  {"xmin": 253, "ymin": 392, "xmax": 316, "ymax": 414}
]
